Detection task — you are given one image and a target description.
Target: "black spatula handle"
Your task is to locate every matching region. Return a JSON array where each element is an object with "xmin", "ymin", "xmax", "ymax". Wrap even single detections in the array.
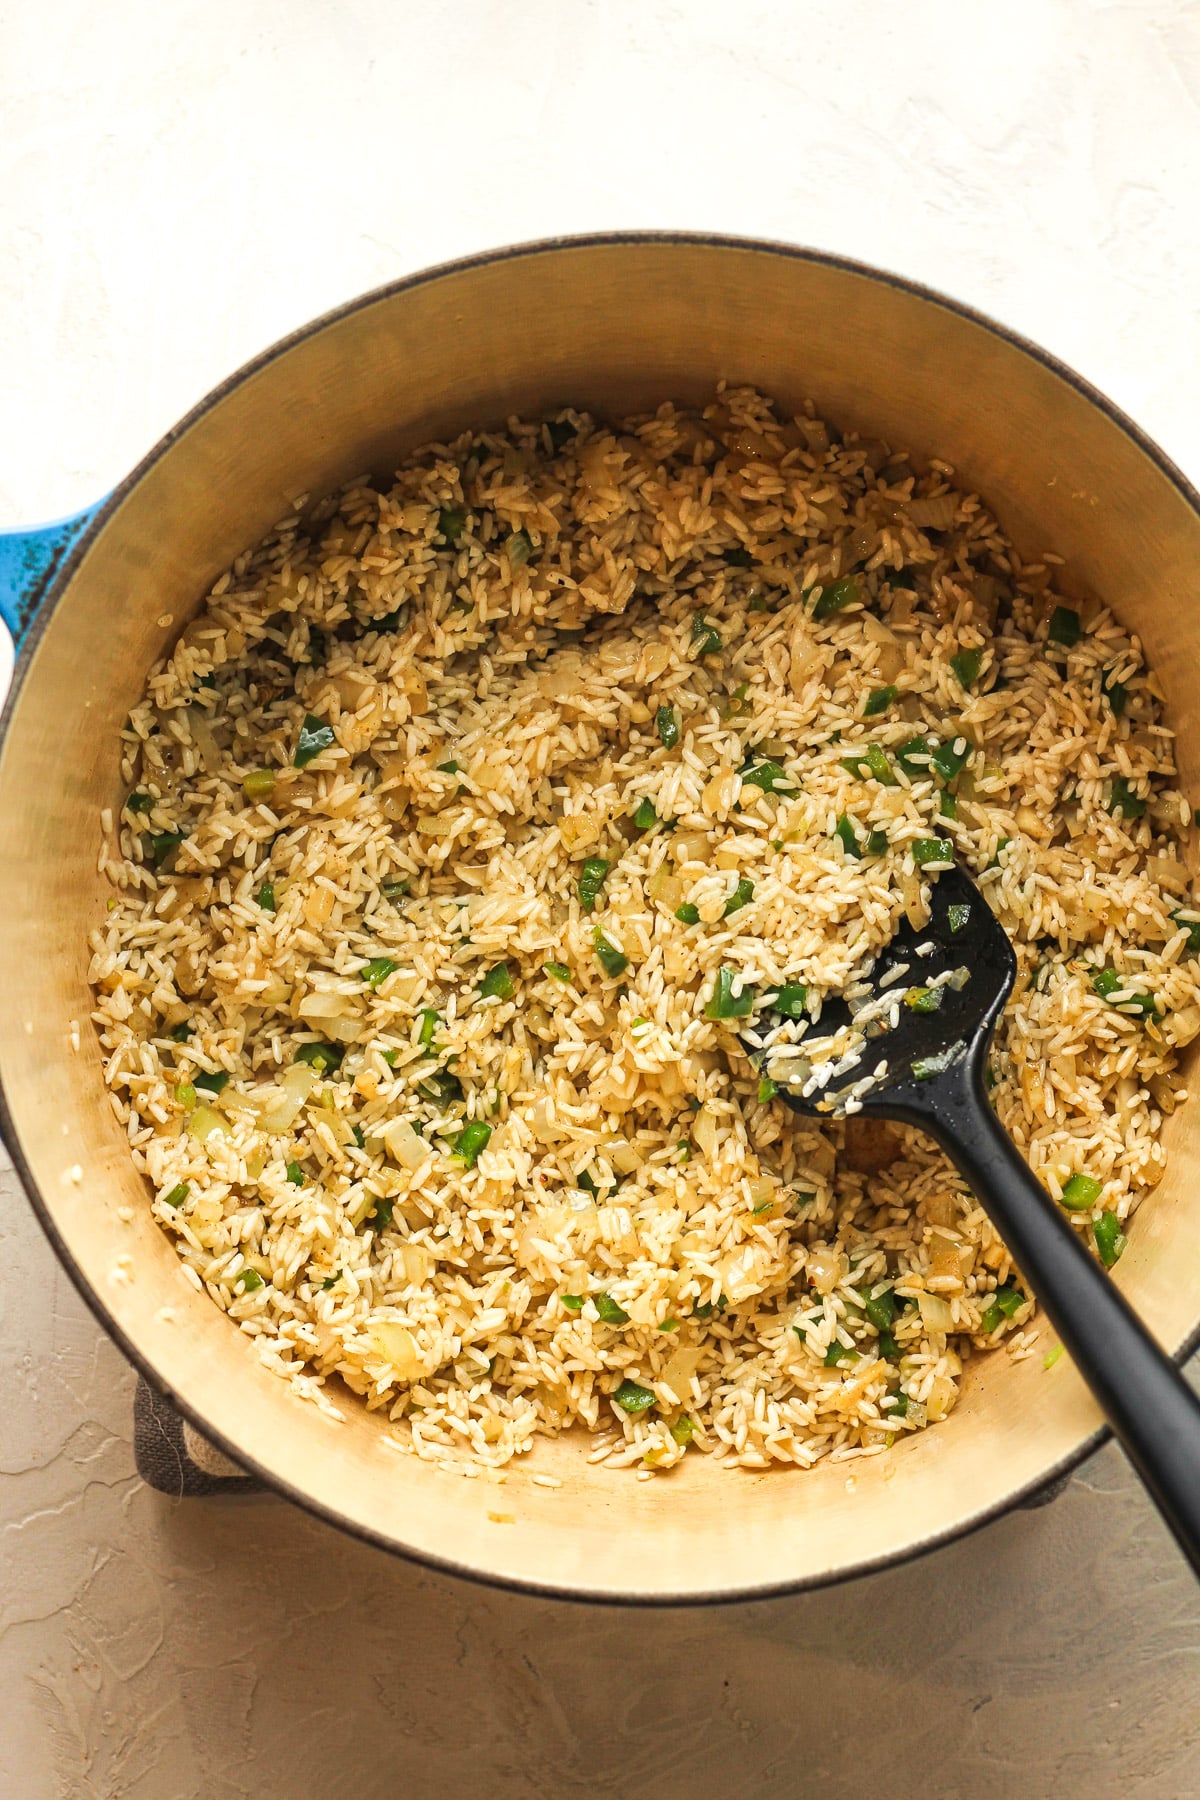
[{"xmin": 926, "ymin": 1065, "xmax": 1200, "ymax": 1574}]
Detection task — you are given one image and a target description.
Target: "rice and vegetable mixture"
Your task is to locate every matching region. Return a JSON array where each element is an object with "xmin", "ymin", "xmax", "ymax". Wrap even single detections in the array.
[{"xmin": 90, "ymin": 386, "xmax": 1200, "ymax": 1475}]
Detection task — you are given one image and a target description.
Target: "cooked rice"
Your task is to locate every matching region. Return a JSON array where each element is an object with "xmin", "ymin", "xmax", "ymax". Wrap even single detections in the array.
[{"xmin": 89, "ymin": 385, "xmax": 1200, "ymax": 1473}]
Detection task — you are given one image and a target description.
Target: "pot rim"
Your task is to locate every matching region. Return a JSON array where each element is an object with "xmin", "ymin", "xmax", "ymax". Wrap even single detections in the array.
[{"xmin": 4, "ymin": 229, "xmax": 1200, "ymax": 1605}]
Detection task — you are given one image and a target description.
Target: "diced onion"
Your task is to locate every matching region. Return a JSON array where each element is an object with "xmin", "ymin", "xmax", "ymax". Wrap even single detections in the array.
[
  {"xmin": 648, "ymin": 864, "xmax": 683, "ymax": 911},
  {"xmin": 905, "ymin": 494, "xmax": 958, "ymax": 531},
  {"xmin": 671, "ymin": 832, "xmax": 711, "ymax": 865},
  {"xmin": 608, "ymin": 1138, "xmax": 642, "ymax": 1175},
  {"xmin": 298, "ymin": 990, "xmax": 356, "ymax": 1019},
  {"xmin": 925, "ymin": 1373, "xmax": 958, "ymax": 1420},
  {"xmin": 693, "ymin": 1108, "xmax": 718, "ymax": 1157},
  {"xmin": 384, "ymin": 1117, "xmax": 431, "ymax": 1171},
  {"xmin": 661, "ymin": 1344, "xmax": 704, "ymax": 1402},
  {"xmin": 807, "ymin": 1245, "xmax": 843, "ymax": 1294},
  {"xmin": 399, "ymin": 1244, "xmax": 433, "ymax": 1285},
  {"xmin": 365, "ymin": 1321, "xmax": 424, "ymax": 1380},
  {"xmin": 527, "ymin": 1096, "xmax": 560, "ymax": 1143},
  {"xmin": 187, "ymin": 1104, "xmax": 227, "ymax": 1145},
  {"xmin": 255, "ymin": 1063, "xmax": 317, "ymax": 1133},
  {"xmin": 917, "ymin": 1290, "xmax": 954, "ymax": 1332}
]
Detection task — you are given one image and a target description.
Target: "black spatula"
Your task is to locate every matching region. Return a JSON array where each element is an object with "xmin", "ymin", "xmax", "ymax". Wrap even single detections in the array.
[{"xmin": 746, "ymin": 864, "xmax": 1200, "ymax": 1574}]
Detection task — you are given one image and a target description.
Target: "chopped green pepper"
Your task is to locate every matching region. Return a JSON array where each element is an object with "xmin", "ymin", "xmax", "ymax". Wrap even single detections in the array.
[
  {"xmin": 613, "ymin": 1379, "xmax": 656, "ymax": 1414},
  {"xmin": 812, "ymin": 576, "xmax": 860, "ymax": 620},
  {"xmin": 865, "ymin": 1288, "xmax": 896, "ymax": 1333},
  {"xmin": 841, "ymin": 744, "xmax": 897, "ymax": 786},
  {"xmin": 757, "ymin": 1076, "xmax": 778, "ymax": 1104},
  {"xmin": 419, "ymin": 1068, "xmax": 464, "ymax": 1108},
  {"xmin": 560, "ymin": 1293, "xmax": 585, "ymax": 1312},
  {"xmin": 417, "ymin": 1008, "xmax": 439, "ymax": 1049},
  {"xmin": 577, "ymin": 856, "xmax": 611, "ymax": 913},
  {"xmin": 438, "ymin": 506, "xmax": 466, "ymax": 544},
  {"xmin": 725, "ymin": 546, "xmax": 754, "ymax": 568},
  {"xmin": 256, "ymin": 880, "xmax": 276, "ymax": 912},
  {"xmin": 939, "ymin": 790, "xmax": 958, "ymax": 819},
  {"xmin": 904, "ymin": 985, "xmax": 943, "ymax": 1014},
  {"xmin": 769, "ymin": 983, "xmax": 808, "ymax": 1018},
  {"xmin": 381, "ymin": 876, "xmax": 411, "ymax": 900},
  {"xmin": 674, "ymin": 902, "xmax": 701, "ymax": 926},
  {"xmin": 148, "ymin": 830, "xmax": 185, "ymax": 870},
  {"xmin": 740, "ymin": 759, "xmax": 793, "ymax": 795},
  {"xmin": 1060, "ymin": 1172, "xmax": 1103, "ymax": 1210},
  {"xmin": 542, "ymin": 960, "xmax": 573, "ymax": 983},
  {"xmin": 835, "ymin": 814, "xmax": 862, "ymax": 859},
  {"xmin": 930, "ymin": 738, "xmax": 969, "ymax": 783},
  {"xmin": 286, "ymin": 1161, "xmax": 304, "ymax": 1185},
  {"xmin": 451, "ymin": 1120, "xmax": 492, "ymax": 1166},
  {"xmin": 295, "ymin": 1041, "xmax": 343, "ymax": 1075},
  {"xmin": 723, "ymin": 876, "xmax": 755, "ymax": 917},
  {"xmin": 1094, "ymin": 1211, "xmax": 1127, "ymax": 1269},
  {"xmin": 506, "ymin": 528, "xmax": 534, "ymax": 565},
  {"xmin": 632, "ymin": 798, "xmax": 658, "ymax": 830},
  {"xmin": 1172, "ymin": 911, "xmax": 1200, "ymax": 953},
  {"xmin": 865, "ymin": 829, "xmax": 889, "ymax": 856},
  {"xmin": 896, "ymin": 736, "xmax": 935, "ymax": 779},
  {"xmin": 293, "ymin": 713, "xmax": 335, "ymax": 768},
  {"xmin": 950, "ymin": 647, "xmax": 984, "ymax": 687},
  {"xmin": 1047, "ymin": 605, "xmax": 1081, "ymax": 647},
  {"xmin": 1107, "ymin": 777, "xmax": 1147, "ymax": 819},
  {"xmin": 691, "ymin": 614, "xmax": 722, "ymax": 654},
  {"xmin": 1101, "ymin": 668, "xmax": 1128, "ymax": 716},
  {"xmin": 593, "ymin": 929, "xmax": 629, "ymax": 978},
  {"xmin": 1093, "ymin": 968, "xmax": 1157, "ymax": 1014},
  {"xmin": 720, "ymin": 680, "xmax": 751, "ymax": 720},
  {"xmin": 162, "ymin": 1183, "xmax": 189, "ymax": 1208},
  {"xmin": 194, "ymin": 1069, "xmax": 229, "ymax": 1095},
  {"xmin": 863, "ymin": 685, "xmax": 898, "ymax": 717},
  {"xmin": 913, "ymin": 837, "xmax": 954, "ymax": 867},
  {"xmin": 169, "ymin": 1021, "xmax": 193, "ymax": 1042},
  {"xmin": 824, "ymin": 1341, "xmax": 860, "ymax": 1367},
  {"xmin": 175, "ymin": 1082, "xmax": 196, "ymax": 1110},
  {"xmin": 947, "ymin": 902, "xmax": 971, "ymax": 933},
  {"xmin": 705, "ymin": 967, "xmax": 755, "ymax": 1019},
  {"xmin": 127, "ymin": 791, "xmax": 154, "ymax": 813},
  {"xmin": 361, "ymin": 956, "xmax": 397, "ymax": 989},
  {"xmin": 670, "ymin": 1414, "xmax": 695, "ymax": 1445},
  {"xmin": 656, "ymin": 705, "xmax": 681, "ymax": 749},
  {"xmin": 234, "ymin": 1268, "xmax": 264, "ymax": 1293},
  {"xmin": 979, "ymin": 1283, "xmax": 1024, "ymax": 1333},
  {"xmin": 595, "ymin": 1292, "xmax": 630, "ymax": 1325},
  {"xmin": 478, "ymin": 962, "xmax": 515, "ymax": 1002}
]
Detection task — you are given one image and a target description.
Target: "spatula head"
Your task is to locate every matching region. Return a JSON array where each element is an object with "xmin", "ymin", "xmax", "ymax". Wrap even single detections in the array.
[{"xmin": 748, "ymin": 865, "xmax": 1017, "ymax": 1121}]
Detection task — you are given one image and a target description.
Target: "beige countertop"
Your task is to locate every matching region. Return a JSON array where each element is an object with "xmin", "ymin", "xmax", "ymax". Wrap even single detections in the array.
[{"xmin": 3, "ymin": 2, "xmax": 1200, "ymax": 1793}]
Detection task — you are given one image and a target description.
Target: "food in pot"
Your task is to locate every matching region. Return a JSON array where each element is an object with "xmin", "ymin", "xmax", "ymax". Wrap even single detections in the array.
[{"xmin": 89, "ymin": 387, "xmax": 1200, "ymax": 1473}]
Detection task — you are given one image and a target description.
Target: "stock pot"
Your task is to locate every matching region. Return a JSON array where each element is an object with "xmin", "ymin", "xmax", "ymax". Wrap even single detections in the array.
[{"xmin": 4, "ymin": 234, "xmax": 1200, "ymax": 1602}]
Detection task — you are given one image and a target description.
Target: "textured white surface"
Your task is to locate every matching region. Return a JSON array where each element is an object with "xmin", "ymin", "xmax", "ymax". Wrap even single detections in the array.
[{"xmin": 3, "ymin": 2, "xmax": 1200, "ymax": 1794}]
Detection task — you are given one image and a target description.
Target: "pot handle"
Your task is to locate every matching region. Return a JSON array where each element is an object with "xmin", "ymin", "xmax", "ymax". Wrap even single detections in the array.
[{"xmin": 0, "ymin": 502, "xmax": 106, "ymax": 652}]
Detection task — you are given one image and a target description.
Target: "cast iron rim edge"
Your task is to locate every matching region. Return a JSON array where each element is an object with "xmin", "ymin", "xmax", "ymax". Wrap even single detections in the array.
[{"xmin": 2, "ymin": 230, "xmax": 1198, "ymax": 1605}]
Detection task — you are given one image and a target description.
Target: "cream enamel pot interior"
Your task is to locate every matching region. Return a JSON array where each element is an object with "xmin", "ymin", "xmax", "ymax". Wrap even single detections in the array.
[{"xmin": 3, "ymin": 234, "xmax": 1200, "ymax": 1604}]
